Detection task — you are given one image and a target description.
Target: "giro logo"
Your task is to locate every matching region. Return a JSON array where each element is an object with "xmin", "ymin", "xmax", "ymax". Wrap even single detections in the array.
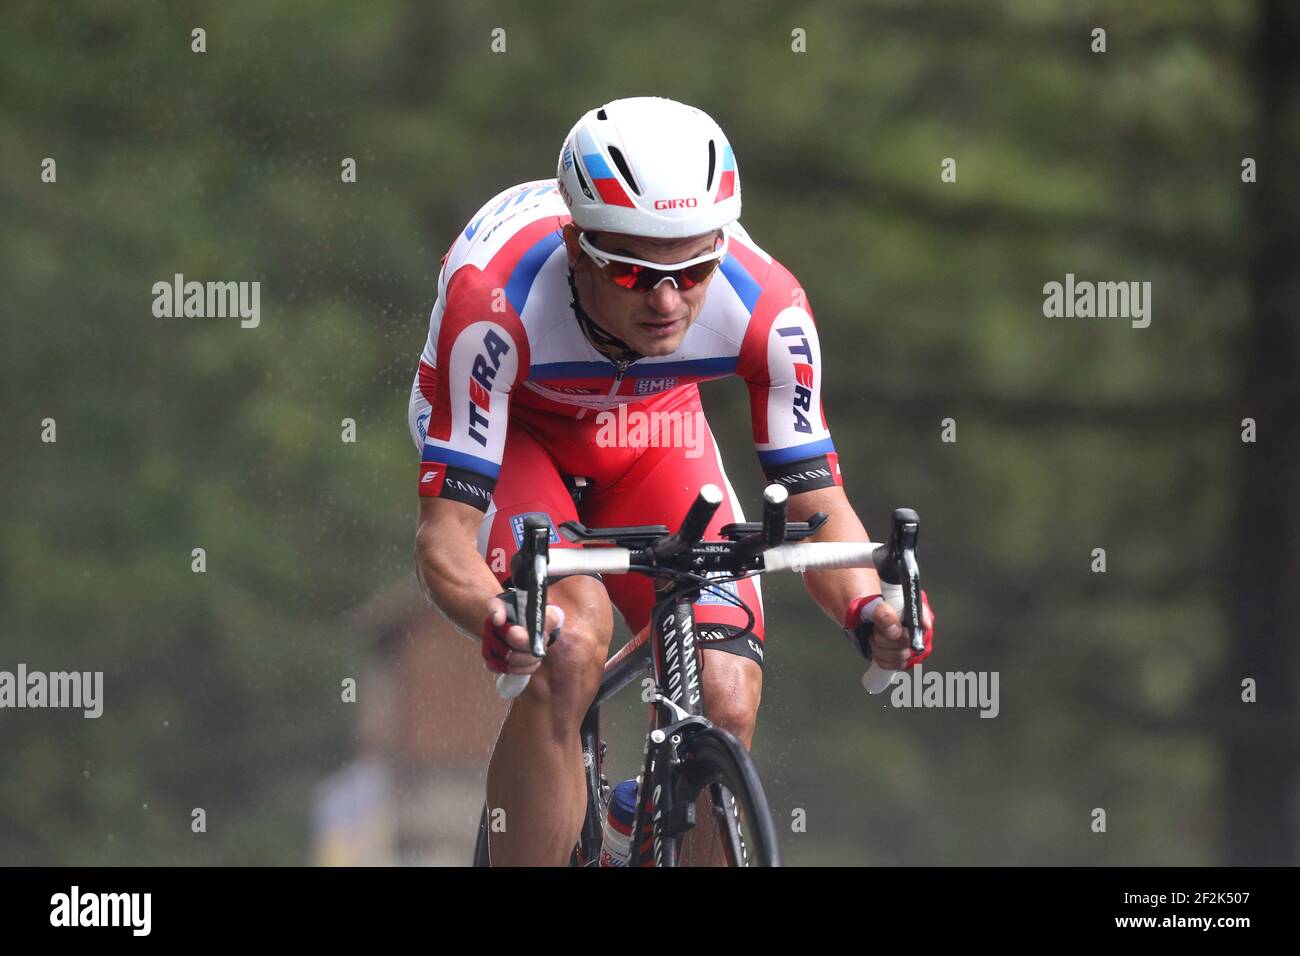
[
  {"xmin": 777, "ymin": 325, "xmax": 815, "ymax": 434},
  {"xmin": 467, "ymin": 329, "xmax": 510, "ymax": 447},
  {"xmin": 653, "ymin": 198, "xmax": 698, "ymax": 210}
]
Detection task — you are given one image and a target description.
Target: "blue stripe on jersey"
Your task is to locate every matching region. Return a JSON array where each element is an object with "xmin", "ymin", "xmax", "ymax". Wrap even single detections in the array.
[
  {"xmin": 719, "ymin": 255, "xmax": 761, "ymax": 314},
  {"xmin": 631, "ymin": 356, "xmax": 738, "ymax": 377},
  {"xmin": 505, "ymin": 233, "xmax": 564, "ymax": 315},
  {"xmin": 528, "ymin": 360, "xmax": 621, "ymax": 380},
  {"xmin": 757, "ymin": 437, "xmax": 836, "ymax": 467},
  {"xmin": 421, "ymin": 444, "xmax": 502, "ymax": 479},
  {"xmin": 528, "ymin": 356, "xmax": 739, "ymax": 381}
]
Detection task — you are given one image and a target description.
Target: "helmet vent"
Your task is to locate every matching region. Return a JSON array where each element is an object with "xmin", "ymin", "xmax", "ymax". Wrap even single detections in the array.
[
  {"xmin": 596, "ymin": 108, "xmax": 608, "ymax": 120},
  {"xmin": 606, "ymin": 146, "xmax": 641, "ymax": 195},
  {"xmin": 706, "ymin": 140, "xmax": 717, "ymax": 191},
  {"xmin": 574, "ymin": 163, "xmax": 595, "ymax": 200}
]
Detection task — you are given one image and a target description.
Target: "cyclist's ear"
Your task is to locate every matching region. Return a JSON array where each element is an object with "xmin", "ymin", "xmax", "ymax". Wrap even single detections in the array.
[{"xmin": 562, "ymin": 223, "xmax": 583, "ymax": 264}]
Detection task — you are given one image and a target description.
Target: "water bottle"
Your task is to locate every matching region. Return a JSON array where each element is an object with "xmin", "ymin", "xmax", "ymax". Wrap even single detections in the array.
[{"xmin": 599, "ymin": 779, "xmax": 638, "ymax": 867}]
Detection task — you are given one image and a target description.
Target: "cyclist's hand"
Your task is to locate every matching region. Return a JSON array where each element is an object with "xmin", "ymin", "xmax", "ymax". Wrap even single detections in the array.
[
  {"xmin": 481, "ymin": 594, "xmax": 565, "ymax": 675},
  {"xmin": 845, "ymin": 591, "xmax": 935, "ymax": 670}
]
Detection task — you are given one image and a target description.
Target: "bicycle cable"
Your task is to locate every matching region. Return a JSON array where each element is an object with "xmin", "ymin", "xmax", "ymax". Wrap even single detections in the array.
[{"xmin": 625, "ymin": 564, "xmax": 758, "ymax": 642}]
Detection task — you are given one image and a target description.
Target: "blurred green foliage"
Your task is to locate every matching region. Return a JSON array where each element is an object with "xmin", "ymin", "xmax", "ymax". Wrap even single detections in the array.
[{"xmin": 1, "ymin": 0, "xmax": 1292, "ymax": 864}]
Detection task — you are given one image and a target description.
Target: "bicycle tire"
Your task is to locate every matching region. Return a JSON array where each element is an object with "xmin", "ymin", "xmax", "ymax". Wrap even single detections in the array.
[
  {"xmin": 472, "ymin": 802, "xmax": 490, "ymax": 867},
  {"xmin": 670, "ymin": 726, "xmax": 782, "ymax": 866}
]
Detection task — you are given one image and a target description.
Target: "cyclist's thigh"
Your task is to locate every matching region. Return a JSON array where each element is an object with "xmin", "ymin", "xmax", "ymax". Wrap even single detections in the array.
[
  {"xmin": 481, "ymin": 421, "xmax": 615, "ymax": 673},
  {"xmin": 479, "ymin": 422, "xmax": 584, "ymax": 583},
  {"xmin": 581, "ymin": 389, "xmax": 765, "ymax": 667}
]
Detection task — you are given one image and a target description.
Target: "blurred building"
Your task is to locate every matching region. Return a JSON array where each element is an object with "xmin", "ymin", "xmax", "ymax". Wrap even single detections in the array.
[{"xmin": 312, "ymin": 583, "xmax": 506, "ymax": 866}]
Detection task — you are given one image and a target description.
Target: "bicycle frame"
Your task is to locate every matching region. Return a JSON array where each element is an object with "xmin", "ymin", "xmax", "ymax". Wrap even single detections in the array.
[{"xmin": 575, "ymin": 587, "xmax": 716, "ymax": 867}]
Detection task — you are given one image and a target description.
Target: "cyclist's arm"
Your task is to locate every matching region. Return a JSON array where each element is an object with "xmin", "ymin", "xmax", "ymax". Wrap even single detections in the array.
[
  {"xmin": 736, "ymin": 259, "xmax": 882, "ymax": 622},
  {"xmin": 785, "ymin": 484, "xmax": 882, "ymax": 624},
  {"xmin": 414, "ymin": 496, "xmax": 508, "ymax": 638},
  {"xmin": 411, "ymin": 264, "xmax": 530, "ymax": 633}
]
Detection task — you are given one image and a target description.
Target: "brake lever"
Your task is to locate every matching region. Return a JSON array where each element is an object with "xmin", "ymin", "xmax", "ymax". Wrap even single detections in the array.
[
  {"xmin": 509, "ymin": 518, "xmax": 553, "ymax": 658},
  {"xmin": 494, "ymin": 518, "xmax": 557, "ymax": 701},
  {"xmin": 873, "ymin": 508, "xmax": 924, "ymax": 652}
]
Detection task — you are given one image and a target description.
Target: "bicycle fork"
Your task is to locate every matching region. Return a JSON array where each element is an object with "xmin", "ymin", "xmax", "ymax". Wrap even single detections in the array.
[{"xmin": 628, "ymin": 595, "xmax": 706, "ymax": 867}]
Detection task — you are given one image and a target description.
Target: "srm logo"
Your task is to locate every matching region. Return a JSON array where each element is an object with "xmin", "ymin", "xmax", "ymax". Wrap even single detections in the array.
[
  {"xmin": 653, "ymin": 198, "xmax": 699, "ymax": 210},
  {"xmin": 468, "ymin": 329, "xmax": 511, "ymax": 447}
]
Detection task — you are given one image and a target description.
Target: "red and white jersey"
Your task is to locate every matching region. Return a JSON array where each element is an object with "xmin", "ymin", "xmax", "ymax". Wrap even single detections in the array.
[{"xmin": 409, "ymin": 180, "xmax": 842, "ymax": 510}]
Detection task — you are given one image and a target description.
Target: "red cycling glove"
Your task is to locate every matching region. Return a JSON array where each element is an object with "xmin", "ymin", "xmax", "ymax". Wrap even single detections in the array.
[
  {"xmin": 481, "ymin": 590, "xmax": 563, "ymax": 674},
  {"xmin": 843, "ymin": 590, "xmax": 935, "ymax": 668}
]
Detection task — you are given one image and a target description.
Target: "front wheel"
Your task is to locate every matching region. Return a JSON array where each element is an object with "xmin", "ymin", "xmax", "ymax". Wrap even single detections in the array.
[
  {"xmin": 669, "ymin": 726, "xmax": 782, "ymax": 866},
  {"xmin": 471, "ymin": 803, "xmax": 490, "ymax": 866}
]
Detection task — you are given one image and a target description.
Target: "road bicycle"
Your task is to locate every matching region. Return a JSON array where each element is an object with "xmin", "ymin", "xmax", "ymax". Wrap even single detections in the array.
[{"xmin": 472, "ymin": 482, "xmax": 925, "ymax": 866}]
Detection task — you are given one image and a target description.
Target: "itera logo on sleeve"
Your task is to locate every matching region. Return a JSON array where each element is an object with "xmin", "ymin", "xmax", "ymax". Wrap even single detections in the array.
[
  {"xmin": 467, "ymin": 329, "xmax": 511, "ymax": 447},
  {"xmin": 510, "ymin": 512, "xmax": 560, "ymax": 548},
  {"xmin": 777, "ymin": 324, "xmax": 815, "ymax": 434}
]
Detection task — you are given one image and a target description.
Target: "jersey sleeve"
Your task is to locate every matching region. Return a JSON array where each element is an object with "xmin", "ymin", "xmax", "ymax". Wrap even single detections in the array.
[
  {"xmin": 415, "ymin": 265, "xmax": 531, "ymax": 511},
  {"xmin": 736, "ymin": 259, "xmax": 842, "ymax": 495}
]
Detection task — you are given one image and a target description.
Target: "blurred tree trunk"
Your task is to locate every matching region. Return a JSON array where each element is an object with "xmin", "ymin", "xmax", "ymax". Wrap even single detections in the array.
[{"xmin": 1225, "ymin": 0, "xmax": 1300, "ymax": 865}]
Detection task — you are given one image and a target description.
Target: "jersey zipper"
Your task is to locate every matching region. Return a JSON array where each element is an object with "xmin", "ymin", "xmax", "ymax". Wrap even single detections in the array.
[
  {"xmin": 603, "ymin": 358, "xmax": 633, "ymax": 408},
  {"xmin": 573, "ymin": 356, "xmax": 634, "ymax": 420}
]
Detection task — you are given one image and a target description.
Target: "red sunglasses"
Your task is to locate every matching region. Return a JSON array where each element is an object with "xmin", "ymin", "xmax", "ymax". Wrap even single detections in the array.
[{"xmin": 578, "ymin": 231, "xmax": 729, "ymax": 293}]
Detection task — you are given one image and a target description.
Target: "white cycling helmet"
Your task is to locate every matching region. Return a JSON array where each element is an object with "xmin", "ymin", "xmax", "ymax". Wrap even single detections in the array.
[{"xmin": 557, "ymin": 97, "xmax": 741, "ymax": 239}]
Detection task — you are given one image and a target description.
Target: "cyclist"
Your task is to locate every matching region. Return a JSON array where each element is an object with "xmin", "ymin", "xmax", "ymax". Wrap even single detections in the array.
[{"xmin": 410, "ymin": 97, "xmax": 934, "ymax": 866}]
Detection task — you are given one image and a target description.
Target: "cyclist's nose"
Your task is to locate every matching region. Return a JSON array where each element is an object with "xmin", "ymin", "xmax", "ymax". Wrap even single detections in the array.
[{"xmin": 645, "ymin": 277, "xmax": 681, "ymax": 314}]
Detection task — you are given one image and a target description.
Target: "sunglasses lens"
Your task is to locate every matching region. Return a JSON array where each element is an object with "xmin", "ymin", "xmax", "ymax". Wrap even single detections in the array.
[
  {"xmin": 588, "ymin": 235, "xmax": 725, "ymax": 293},
  {"xmin": 677, "ymin": 259, "xmax": 721, "ymax": 290},
  {"xmin": 601, "ymin": 262, "xmax": 644, "ymax": 289}
]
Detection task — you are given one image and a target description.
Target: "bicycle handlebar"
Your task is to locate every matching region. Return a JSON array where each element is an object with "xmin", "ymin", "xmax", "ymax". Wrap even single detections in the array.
[{"xmin": 489, "ymin": 484, "xmax": 925, "ymax": 700}]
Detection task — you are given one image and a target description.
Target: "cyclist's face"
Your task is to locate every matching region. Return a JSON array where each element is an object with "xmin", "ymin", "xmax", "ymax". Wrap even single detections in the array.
[{"xmin": 565, "ymin": 225, "xmax": 721, "ymax": 357}]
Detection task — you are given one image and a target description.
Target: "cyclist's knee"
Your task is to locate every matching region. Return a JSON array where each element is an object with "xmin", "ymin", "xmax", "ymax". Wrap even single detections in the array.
[
  {"xmin": 709, "ymin": 697, "xmax": 760, "ymax": 749},
  {"xmin": 701, "ymin": 652, "xmax": 762, "ymax": 748},
  {"xmin": 527, "ymin": 575, "xmax": 613, "ymax": 723}
]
